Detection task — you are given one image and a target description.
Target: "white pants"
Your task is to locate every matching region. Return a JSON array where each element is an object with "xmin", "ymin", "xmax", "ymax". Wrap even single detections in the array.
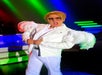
[{"xmin": 26, "ymin": 50, "xmax": 62, "ymax": 75}]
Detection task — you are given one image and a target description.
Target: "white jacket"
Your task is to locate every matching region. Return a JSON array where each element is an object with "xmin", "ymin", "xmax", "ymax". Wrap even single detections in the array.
[{"xmin": 21, "ymin": 21, "xmax": 96, "ymax": 57}]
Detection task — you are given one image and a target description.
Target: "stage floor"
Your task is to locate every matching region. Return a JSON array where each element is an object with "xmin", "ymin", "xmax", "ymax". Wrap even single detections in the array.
[
  {"xmin": 0, "ymin": 50, "xmax": 101, "ymax": 75},
  {"xmin": 0, "ymin": 60, "xmax": 95, "ymax": 75}
]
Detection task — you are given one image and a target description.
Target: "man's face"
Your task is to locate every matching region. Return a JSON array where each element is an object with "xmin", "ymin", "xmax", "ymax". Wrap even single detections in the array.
[{"xmin": 47, "ymin": 14, "xmax": 65, "ymax": 28}]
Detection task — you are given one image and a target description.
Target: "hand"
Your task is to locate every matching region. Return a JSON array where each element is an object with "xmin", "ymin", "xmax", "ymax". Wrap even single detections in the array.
[
  {"xmin": 27, "ymin": 39, "xmax": 34, "ymax": 44},
  {"xmin": 27, "ymin": 38, "xmax": 43, "ymax": 45},
  {"xmin": 34, "ymin": 38, "xmax": 43, "ymax": 45}
]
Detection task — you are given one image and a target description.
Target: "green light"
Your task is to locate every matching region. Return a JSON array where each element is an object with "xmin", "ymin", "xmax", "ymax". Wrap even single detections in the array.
[
  {"xmin": 0, "ymin": 50, "xmax": 28, "ymax": 65},
  {"xmin": 0, "ymin": 56, "xmax": 28, "ymax": 65},
  {"xmin": 74, "ymin": 21, "xmax": 94, "ymax": 24},
  {"xmin": 27, "ymin": 0, "xmax": 48, "ymax": 17},
  {"xmin": 3, "ymin": 0, "xmax": 25, "ymax": 20},
  {"xmin": 77, "ymin": 23, "xmax": 98, "ymax": 26},
  {"xmin": 81, "ymin": 25, "xmax": 102, "ymax": 28}
]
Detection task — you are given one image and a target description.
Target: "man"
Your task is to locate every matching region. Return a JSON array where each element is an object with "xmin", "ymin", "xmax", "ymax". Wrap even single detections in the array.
[{"xmin": 18, "ymin": 11, "xmax": 96, "ymax": 75}]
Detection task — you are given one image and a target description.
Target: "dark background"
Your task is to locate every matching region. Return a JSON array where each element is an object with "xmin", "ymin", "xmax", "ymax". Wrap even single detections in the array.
[{"xmin": 0, "ymin": 0, "xmax": 102, "ymax": 34}]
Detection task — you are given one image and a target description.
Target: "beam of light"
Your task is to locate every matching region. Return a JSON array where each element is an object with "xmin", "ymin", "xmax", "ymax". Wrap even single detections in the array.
[
  {"xmin": 84, "ymin": 26, "xmax": 102, "ymax": 30},
  {"xmin": 74, "ymin": 21, "xmax": 94, "ymax": 24},
  {"xmin": 77, "ymin": 23, "xmax": 98, "ymax": 26},
  {"xmin": 2, "ymin": 0, "xmax": 25, "ymax": 20},
  {"xmin": 0, "ymin": 9, "xmax": 10, "ymax": 21},
  {"xmin": 83, "ymin": 26, "xmax": 102, "ymax": 33},
  {"xmin": 84, "ymin": 27, "xmax": 102, "ymax": 33},
  {"xmin": 50, "ymin": 0, "xmax": 67, "ymax": 12},
  {"xmin": 84, "ymin": 30, "xmax": 102, "ymax": 34},
  {"xmin": 50, "ymin": 0, "xmax": 78, "ymax": 29},
  {"xmin": 49, "ymin": 0, "xmax": 70, "ymax": 20},
  {"xmin": 74, "ymin": 21, "xmax": 98, "ymax": 26},
  {"xmin": 26, "ymin": 0, "xmax": 48, "ymax": 17},
  {"xmin": 74, "ymin": 20, "xmax": 102, "ymax": 33},
  {"xmin": 81, "ymin": 25, "xmax": 102, "ymax": 28}
]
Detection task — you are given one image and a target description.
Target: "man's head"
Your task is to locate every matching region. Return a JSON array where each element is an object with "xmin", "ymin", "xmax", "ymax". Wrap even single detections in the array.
[{"xmin": 44, "ymin": 11, "xmax": 66, "ymax": 28}]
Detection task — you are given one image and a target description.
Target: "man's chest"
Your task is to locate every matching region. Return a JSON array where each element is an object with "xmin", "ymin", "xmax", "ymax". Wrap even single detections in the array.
[{"xmin": 42, "ymin": 28, "xmax": 68, "ymax": 42}]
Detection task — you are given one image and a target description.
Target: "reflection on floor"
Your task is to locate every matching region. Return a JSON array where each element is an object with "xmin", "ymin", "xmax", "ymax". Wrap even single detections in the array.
[{"xmin": 0, "ymin": 50, "xmax": 28, "ymax": 65}]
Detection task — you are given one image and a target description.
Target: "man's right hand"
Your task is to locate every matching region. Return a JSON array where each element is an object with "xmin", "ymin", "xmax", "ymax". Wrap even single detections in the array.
[{"xmin": 27, "ymin": 38, "xmax": 43, "ymax": 45}]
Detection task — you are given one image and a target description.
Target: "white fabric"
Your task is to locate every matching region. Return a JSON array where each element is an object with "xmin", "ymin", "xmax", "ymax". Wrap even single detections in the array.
[
  {"xmin": 20, "ymin": 21, "xmax": 96, "ymax": 75},
  {"xmin": 21, "ymin": 21, "xmax": 96, "ymax": 57},
  {"xmin": 69, "ymin": 30, "xmax": 96, "ymax": 50},
  {"xmin": 33, "ymin": 25, "xmax": 52, "ymax": 40},
  {"xmin": 39, "ymin": 24, "xmax": 75, "ymax": 57},
  {"xmin": 29, "ymin": 25, "xmax": 52, "ymax": 53},
  {"xmin": 26, "ymin": 50, "xmax": 62, "ymax": 75}
]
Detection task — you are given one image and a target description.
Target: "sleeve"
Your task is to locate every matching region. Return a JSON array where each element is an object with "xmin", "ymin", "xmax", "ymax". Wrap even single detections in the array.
[
  {"xmin": 22, "ymin": 31, "xmax": 31, "ymax": 42},
  {"xmin": 41, "ymin": 30, "xmax": 96, "ymax": 50},
  {"xmin": 18, "ymin": 21, "xmax": 38, "ymax": 32},
  {"xmin": 40, "ymin": 32, "xmax": 75, "ymax": 49},
  {"xmin": 18, "ymin": 21, "xmax": 38, "ymax": 42},
  {"xmin": 71, "ymin": 30, "xmax": 96, "ymax": 50}
]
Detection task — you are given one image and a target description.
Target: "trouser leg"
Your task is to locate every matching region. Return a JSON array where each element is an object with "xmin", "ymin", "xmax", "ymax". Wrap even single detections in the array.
[
  {"xmin": 40, "ymin": 56, "xmax": 62, "ymax": 75},
  {"xmin": 26, "ymin": 51, "xmax": 43, "ymax": 75}
]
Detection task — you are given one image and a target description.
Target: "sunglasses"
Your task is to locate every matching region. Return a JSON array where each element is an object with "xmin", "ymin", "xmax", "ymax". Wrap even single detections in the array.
[{"xmin": 48, "ymin": 17, "xmax": 62, "ymax": 20}]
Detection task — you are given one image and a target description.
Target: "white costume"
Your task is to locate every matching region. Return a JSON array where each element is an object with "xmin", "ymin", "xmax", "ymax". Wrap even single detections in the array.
[{"xmin": 18, "ymin": 21, "xmax": 96, "ymax": 75}]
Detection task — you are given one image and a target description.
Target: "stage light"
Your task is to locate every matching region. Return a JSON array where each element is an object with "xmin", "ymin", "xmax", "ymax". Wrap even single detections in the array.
[
  {"xmin": 74, "ymin": 21, "xmax": 94, "ymax": 24},
  {"xmin": 81, "ymin": 25, "xmax": 102, "ymax": 28},
  {"xmin": 2, "ymin": 0, "xmax": 24, "ymax": 20},
  {"xmin": 74, "ymin": 20, "xmax": 102, "ymax": 33},
  {"xmin": 26, "ymin": 0, "xmax": 48, "ymax": 17},
  {"xmin": 50, "ymin": 0, "xmax": 67, "ymax": 12},
  {"xmin": 77, "ymin": 23, "xmax": 98, "ymax": 26}
]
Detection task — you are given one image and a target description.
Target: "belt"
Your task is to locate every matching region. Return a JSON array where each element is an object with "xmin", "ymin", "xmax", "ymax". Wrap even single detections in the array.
[
  {"xmin": 34, "ymin": 46, "xmax": 40, "ymax": 56},
  {"xmin": 34, "ymin": 46, "xmax": 40, "ymax": 49}
]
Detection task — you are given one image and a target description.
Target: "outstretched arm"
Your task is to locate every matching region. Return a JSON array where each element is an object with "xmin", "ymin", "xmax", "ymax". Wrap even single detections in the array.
[
  {"xmin": 40, "ymin": 30, "xmax": 96, "ymax": 50},
  {"xmin": 71, "ymin": 30, "xmax": 96, "ymax": 50}
]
